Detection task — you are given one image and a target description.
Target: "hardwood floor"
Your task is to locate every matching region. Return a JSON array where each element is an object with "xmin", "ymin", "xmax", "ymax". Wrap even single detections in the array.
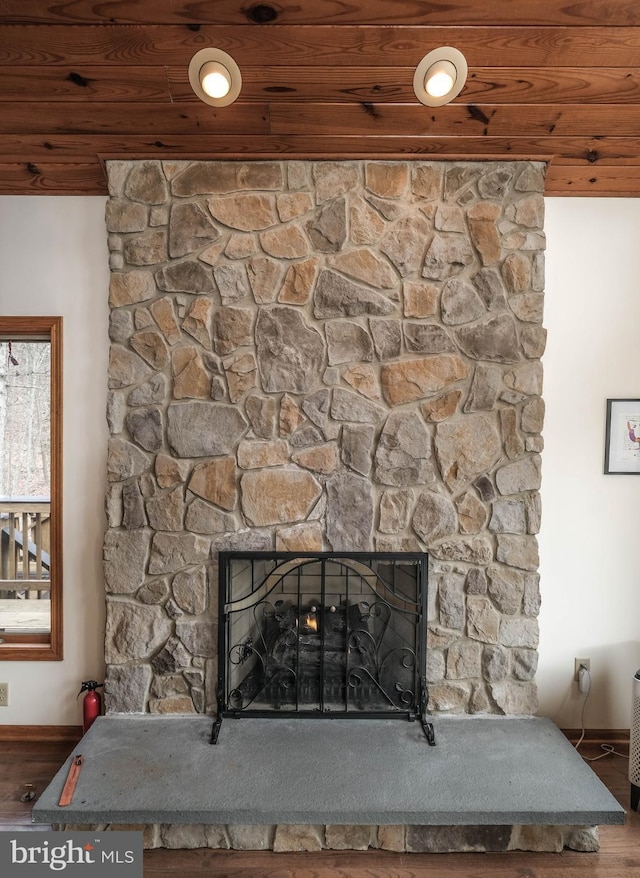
[{"xmin": 1, "ymin": 739, "xmax": 639, "ymax": 877}]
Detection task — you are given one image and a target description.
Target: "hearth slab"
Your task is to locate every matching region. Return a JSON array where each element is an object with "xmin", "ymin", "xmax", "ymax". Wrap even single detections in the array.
[{"xmin": 32, "ymin": 715, "xmax": 625, "ymax": 827}]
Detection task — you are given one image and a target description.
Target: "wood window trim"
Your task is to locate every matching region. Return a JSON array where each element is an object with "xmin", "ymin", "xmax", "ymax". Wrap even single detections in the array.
[{"xmin": 0, "ymin": 316, "xmax": 62, "ymax": 661}]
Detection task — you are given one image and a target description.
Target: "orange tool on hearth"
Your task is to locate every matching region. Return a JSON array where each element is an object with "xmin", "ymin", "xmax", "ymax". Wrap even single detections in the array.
[{"xmin": 58, "ymin": 755, "xmax": 84, "ymax": 807}]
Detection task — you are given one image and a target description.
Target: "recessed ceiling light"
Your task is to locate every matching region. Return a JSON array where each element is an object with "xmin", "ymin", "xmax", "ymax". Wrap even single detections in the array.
[
  {"xmin": 188, "ymin": 48, "xmax": 242, "ymax": 107},
  {"xmin": 413, "ymin": 47, "xmax": 468, "ymax": 107}
]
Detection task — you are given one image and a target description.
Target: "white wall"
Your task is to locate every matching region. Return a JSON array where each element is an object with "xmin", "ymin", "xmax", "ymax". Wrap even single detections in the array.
[
  {"xmin": 0, "ymin": 194, "xmax": 637, "ymax": 729},
  {"xmin": 0, "ymin": 196, "xmax": 109, "ymax": 725},
  {"xmin": 538, "ymin": 198, "xmax": 640, "ymax": 728}
]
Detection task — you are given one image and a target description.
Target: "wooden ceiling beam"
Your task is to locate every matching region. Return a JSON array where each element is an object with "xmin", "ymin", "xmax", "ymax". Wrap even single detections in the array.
[
  {"xmin": 2, "ymin": 66, "xmax": 640, "ymax": 105},
  {"xmin": 2, "ymin": 26, "xmax": 640, "ymax": 68},
  {"xmin": 1, "ymin": 0, "xmax": 638, "ymax": 28}
]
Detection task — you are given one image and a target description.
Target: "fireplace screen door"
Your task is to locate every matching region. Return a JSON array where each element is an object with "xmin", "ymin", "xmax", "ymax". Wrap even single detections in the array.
[{"xmin": 214, "ymin": 552, "xmax": 433, "ymax": 744}]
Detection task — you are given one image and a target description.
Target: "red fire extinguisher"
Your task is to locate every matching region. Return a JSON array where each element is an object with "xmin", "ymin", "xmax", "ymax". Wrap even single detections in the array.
[{"xmin": 78, "ymin": 680, "xmax": 103, "ymax": 734}]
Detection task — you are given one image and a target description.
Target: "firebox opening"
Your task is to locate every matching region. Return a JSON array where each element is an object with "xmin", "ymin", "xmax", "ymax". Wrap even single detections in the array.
[{"xmin": 213, "ymin": 551, "xmax": 434, "ymax": 746}]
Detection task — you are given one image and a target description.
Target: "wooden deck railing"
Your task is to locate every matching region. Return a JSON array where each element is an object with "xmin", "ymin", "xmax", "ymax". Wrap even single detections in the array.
[{"xmin": 0, "ymin": 499, "xmax": 50, "ymax": 599}]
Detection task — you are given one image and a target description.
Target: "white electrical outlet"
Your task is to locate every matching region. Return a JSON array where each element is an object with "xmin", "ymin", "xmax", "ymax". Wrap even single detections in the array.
[
  {"xmin": 0, "ymin": 683, "xmax": 8, "ymax": 707},
  {"xmin": 574, "ymin": 658, "xmax": 590, "ymax": 682}
]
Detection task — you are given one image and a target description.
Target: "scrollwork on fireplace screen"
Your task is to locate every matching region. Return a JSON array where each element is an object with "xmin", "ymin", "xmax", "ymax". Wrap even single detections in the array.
[{"xmin": 213, "ymin": 552, "xmax": 434, "ymax": 746}]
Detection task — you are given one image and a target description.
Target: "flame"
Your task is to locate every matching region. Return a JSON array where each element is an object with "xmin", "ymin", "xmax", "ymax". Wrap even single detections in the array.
[{"xmin": 303, "ymin": 613, "xmax": 318, "ymax": 633}]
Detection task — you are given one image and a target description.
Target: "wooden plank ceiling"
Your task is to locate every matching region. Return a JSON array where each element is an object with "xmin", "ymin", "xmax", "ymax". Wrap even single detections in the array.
[{"xmin": 1, "ymin": 1, "xmax": 640, "ymax": 196}]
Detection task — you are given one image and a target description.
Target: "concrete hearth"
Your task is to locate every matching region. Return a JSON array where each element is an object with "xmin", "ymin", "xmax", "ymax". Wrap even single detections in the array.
[{"xmin": 32, "ymin": 715, "xmax": 624, "ymax": 852}]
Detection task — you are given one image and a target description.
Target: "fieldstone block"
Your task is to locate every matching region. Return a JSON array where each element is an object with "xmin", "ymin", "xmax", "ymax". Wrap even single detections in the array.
[
  {"xmin": 185, "ymin": 499, "xmax": 236, "ymax": 535},
  {"xmin": 208, "ymin": 193, "xmax": 276, "ymax": 231},
  {"xmin": 125, "ymin": 161, "xmax": 167, "ymax": 204},
  {"xmin": 187, "ymin": 458, "xmax": 237, "ymax": 511},
  {"xmin": 227, "ymin": 825, "xmax": 275, "ymax": 851},
  {"xmin": 342, "ymin": 423, "xmax": 375, "ymax": 476},
  {"xmin": 404, "ymin": 323, "xmax": 455, "ymax": 354},
  {"xmin": 129, "ymin": 374, "xmax": 167, "ymax": 407},
  {"xmin": 171, "ymin": 566, "xmax": 208, "ymax": 616},
  {"xmin": 275, "ymin": 522, "xmax": 323, "ymax": 552},
  {"xmin": 455, "ymin": 313, "xmax": 521, "ymax": 363},
  {"xmin": 472, "ymin": 267, "xmax": 507, "ymax": 310},
  {"xmin": 148, "ymin": 533, "xmax": 210, "ymax": 575},
  {"xmin": 496, "ymin": 534, "xmax": 539, "ymax": 571},
  {"xmin": 421, "ymin": 390, "xmax": 461, "ymax": 423},
  {"xmin": 241, "ymin": 468, "xmax": 322, "ymax": 526},
  {"xmin": 167, "ymin": 403, "xmax": 247, "ymax": 458},
  {"xmin": 563, "ymin": 826, "xmax": 599, "ymax": 852},
  {"xmin": 490, "ymin": 680, "xmax": 538, "ymax": 715},
  {"xmin": 495, "ymin": 456, "xmax": 542, "ymax": 495},
  {"xmin": 379, "ymin": 490, "xmax": 413, "ymax": 533},
  {"xmin": 381, "ymin": 215, "xmax": 430, "ymax": 277},
  {"xmin": 104, "ymin": 663, "xmax": 151, "ymax": 713},
  {"xmin": 435, "ymin": 414, "xmax": 501, "ymax": 493},
  {"xmin": 482, "ymin": 644, "xmax": 508, "ymax": 682},
  {"xmin": 467, "ymin": 596, "xmax": 500, "ymax": 644},
  {"xmin": 441, "ymin": 278, "xmax": 486, "ymax": 325},
  {"xmin": 456, "ymin": 491, "xmax": 487, "ymax": 534},
  {"xmin": 342, "ymin": 364, "xmax": 381, "ymax": 401},
  {"xmin": 381, "ymin": 354, "xmax": 468, "ymax": 406},
  {"xmin": 407, "ymin": 824, "xmax": 511, "ymax": 853},
  {"xmin": 256, "ymin": 306, "xmax": 324, "ymax": 393},
  {"xmin": 121, "ymin": 481, "xmax": 146, "ymax": 530},
  {"xmin": 500, "ymin": 617, "xmax": 539, "ymax": 649},
  {"xmin": 330, "ymin": 248, "xmax": 397, "ymax": 290},
  {"xmin": 171, "ymin": 161, "xmax": 282, "ymax": 197},
  {"xmin": 325, "ymin": 825, "xmax": 375, "ymax": 851},
  {"xmin": 273, "ymin": 825, "xmax": 324, "ymax": 852},
  {"xmin": 326, "ymin": 471, "xmax": 374, "ymax": 551},
  {"xmin": 369, "ymin": 318, "xmax": 402, "ymax": 359},
  {"xmin": 151, "ymin": 635, "xmax": 192, "ymax": 674},
  {"xmin": 438, "ymin": 572, "xmax": 465, "ymax": 629},
  {"xmin": 130, "ymin": 330, "xmax": 169, "ymax": 370},
  {"xmin": 169, "ymin": 202, "xmax": 219, "ymax": 257},
  {"xmin": 422, "ymin": 233, "xmax": 474, "ymax": 281},
  {"xmin": 306, "ymin": 198, "xmax": 347, "ymax": 252},
  {"xmin": 175, "ymin": 618, "xmax": 217, "ymax": 658},
  {"xmin": 326, "ymin": 320, "xmax": 373, "ymax": 364},
  {"xmin": 123, "ymin": 229, "xmax": 167, "ymax": 266},
  {"xmin": 428, "ymin": 681, "xmax": 471, "ymax": 713},
  {"xmin": 160, "ymin": 824, "xmax": 230, "ymax": 849},
  {"xmin": 292, "ymin": 443, "xmax": 338, "ymax": 474},
  {"xmin": 105, "ymin": 601, "xmax": 172, "ymax": 664},
  {"xmin": 523, "ymin": 572, "xmax": 541, "ymax": 616},
  {"xmin": 182, "ymin": 297, "xmax": 213, "ymax": 347},
  {"xmin": 125, "ymin": 406, "xmax": 163, "ymax": 452},
  {"xmin": 512, "ymin": 648, "xmax": 539, "ymax": 681},
  {"xmin": 315, "ymin": 269, "xmax": 395, "ymax": 318},
  {"xmin": 107, "ymin": 438, "xmax": 150, "ymax": 482},
  {"xmin": 466, "ymin": 567, "xmax": 487, "ymax": 595},
  {"xmin": 331, "ymin": 388, "xmax": 385, "ymax": 424},
  {"xmin": 375, "ymin": 411, "xmax": 433, "ymax": 486},
  {"xmin": 412, "ymin": 491, "xmax": 458, "ymax": 543},
  {"xmin": 488, "ymin": 564, "xmax": 525, "ymax": 614},
  {"xmin": 464, "ymin": 363, "xmax": 502, "ymax": 412},
  {"xmin": 108, "ymin": 345, "xmax": 150, "ymax": 390},
  {"xmin": 137, "ymin": 579, "xmax": 170, "ymax": 605},
  {"xmin": 447, "ymin": 641, "xmax": 482, "ymax": 679},
  {"xmin": 490, "ymin": 498, "xmax": 526, "ymax": 534},
  {"xmin": 247, "ymin": 255, "xmax": 283, "ymax": 303}
]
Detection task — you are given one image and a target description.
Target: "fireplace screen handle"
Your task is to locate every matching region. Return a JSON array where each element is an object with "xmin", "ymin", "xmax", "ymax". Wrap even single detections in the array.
[{"xmin": 420, "ymin": 676, "xmax": 436, "ymax": 746}]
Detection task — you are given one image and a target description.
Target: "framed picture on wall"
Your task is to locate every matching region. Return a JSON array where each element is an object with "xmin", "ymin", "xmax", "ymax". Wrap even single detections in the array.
[{"xmin": 604, "ymin": 399, "xmax": 640, "ymax": 474}]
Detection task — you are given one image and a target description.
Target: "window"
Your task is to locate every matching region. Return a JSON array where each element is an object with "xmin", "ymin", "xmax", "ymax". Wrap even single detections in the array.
[{"xmin": 0, "ymin": 317, "xmax": 62, "ymax": 660}]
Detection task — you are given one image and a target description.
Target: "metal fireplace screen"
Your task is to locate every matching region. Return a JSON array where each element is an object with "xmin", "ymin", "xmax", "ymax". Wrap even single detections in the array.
[{"xmin": 214, "ymin": 552, "xmax": 434, "ymax": 744}]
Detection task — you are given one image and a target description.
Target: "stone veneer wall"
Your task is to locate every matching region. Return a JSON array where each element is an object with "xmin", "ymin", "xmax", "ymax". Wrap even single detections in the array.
[{"xmin": 103, "ymin": 159, "xmax": 546, "ymax": 718}]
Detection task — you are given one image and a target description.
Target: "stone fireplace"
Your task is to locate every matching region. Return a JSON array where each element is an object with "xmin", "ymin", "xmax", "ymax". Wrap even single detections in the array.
[
  {"xmin": 38, "ymin": 159, "xmax": 627, "ymax": 854},
  {"xmin": 103, "ymin": 158, "xmax": 545, "ymax": 722}
]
